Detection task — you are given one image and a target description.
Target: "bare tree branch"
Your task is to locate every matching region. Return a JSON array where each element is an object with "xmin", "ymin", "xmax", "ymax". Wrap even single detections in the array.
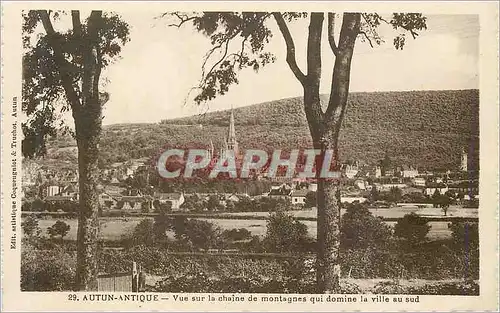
[
  {"xmin": 360, "ymin": 13, "xmax": 384, "ymax": 46},
  {"xmin": 204, "ymin": 37, "xmax": 231, "ymax": 81},
  {"xmin": 273, "ymin": 12, "xmax": 306, "ymax": 85},
  {"xmin": 359, "ymin": 31, "xmax": 374, "ymax": 48},
  {"xmin": 168, "ymin": 12, "xmax": 197, "ymax": 28},
  {"xmin": 200, "ymin": 41, "xmax": 224, "ymax": 80},
  {"xmin": 327, "ymin": 13, "xmax": 339, "ymax": 56}
]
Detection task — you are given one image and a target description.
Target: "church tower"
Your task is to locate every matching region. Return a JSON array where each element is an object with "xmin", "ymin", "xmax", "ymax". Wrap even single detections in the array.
[
  {"xmin": 226, "ymin": 106, "xmax": 238, "ymax": 156},
  {"xmin": 460, "ymin": 148, "xmax": 468, "ymax": 172}
]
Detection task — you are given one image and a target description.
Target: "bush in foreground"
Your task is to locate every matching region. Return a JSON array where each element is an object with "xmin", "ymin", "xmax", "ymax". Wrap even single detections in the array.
[{"xmin": 21, "ymin": 241, "xmax": 76, "ymax": 291}]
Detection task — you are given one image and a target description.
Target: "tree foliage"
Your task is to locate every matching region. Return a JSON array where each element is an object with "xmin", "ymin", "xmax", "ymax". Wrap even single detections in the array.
[
  {"xmin": 164, "ymin": 12, "xmax": 426, "ymax": 107},
  {"xmin": 21, "ymin": 10, "xmax": 130, "ymax": 158},
  {"xmin": 263, "ymin": 211, "xmax": 313, "ymax": 253},
  {"xmin": 340, "ymin": 202, "xmax": 392, "ymax": 250},
  {"xmin": 22, "ymin": 215, "xmax": 42, "ymax": 238},
  {"xmin": 394, "ymin": 212, "xmax": 431, "ymax": 246},
  {"xmin": 47, "ymin": 220, "xmax": 71, "ymax": 240}
]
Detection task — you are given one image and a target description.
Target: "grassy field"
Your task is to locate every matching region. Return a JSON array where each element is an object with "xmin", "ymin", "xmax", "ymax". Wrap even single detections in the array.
[{"xmin": 29, "ymin": 207, "xmax": 477, "ymax": 241}]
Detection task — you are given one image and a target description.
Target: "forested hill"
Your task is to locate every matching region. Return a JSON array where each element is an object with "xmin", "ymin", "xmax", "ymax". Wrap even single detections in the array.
[
  {"xmin": 158, "ymin": 89, "xmax": 479, "ymax": 171},
  {"xmin": 43, "ymin": 89, "xmax": 479, "ymax": 171}
]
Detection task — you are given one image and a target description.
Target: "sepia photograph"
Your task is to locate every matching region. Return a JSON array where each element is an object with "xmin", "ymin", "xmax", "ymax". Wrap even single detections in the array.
[{"xmin": 1, "ymin": 2, "xmax": 499, "ymax": 311}]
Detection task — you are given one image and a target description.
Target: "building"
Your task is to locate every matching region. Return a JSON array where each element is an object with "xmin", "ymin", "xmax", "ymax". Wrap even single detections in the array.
[
  {"xmin": 46, "ymin": 184, "xmax": 61, "ymax": 197},
  {"xmin": 291, "ymin": 189, "xmax": 310, "ymax": 205},
  {"xmin": 41, "ymin": 181, "xmax": 79, "ymax": 199},
  {"xmin": 424, "ymin": 183, "xmax": 449, "ymax": 196},
  {"xmin": 343, "ymin": 162, "xmax": 359, "ymax": 179},
  {"xmin": 448, "ymin": 180, "xmax": 479, "ymax": 197},
  {"xmin": 120, "ymin": 196, "xmax": 153, "ymax": 211},
  {"xmin": 341, "ymin": 196, "xmax": 368, "ymax": 204},
  {"xmin": 268, "ymin": 187, "xmax": 292, "ymax": 201},
  {"xmin": 402, "ymin": 165, "xmax": 419, "ymax": 178},
  {"xmin": 219, "ymin": 106, "xmax": 239, "ymax": 160},
  {"xmin": 461, "ymin": 148, "xmax": 468, "ymax": 172},
  {"xmin": 377, "ymin": 183, "xmax": 407, "ymax": 191},
  {"xmin": 308, "ymin": 183, "xmax": 318, "ymax": 192},
  {"xmin": 154, "ymin": 192, "xmax": 185, "ymax": 210},
  {"xmin": 367, "ymin": 166, "xmax": 382, "ymax": 178},
  {"xmin": 413, "ymin": 177, "xmax": 426, "ymax": 187}
]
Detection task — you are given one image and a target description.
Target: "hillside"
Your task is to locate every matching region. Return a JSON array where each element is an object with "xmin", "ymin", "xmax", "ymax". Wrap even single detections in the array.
[
  {"xmin": 159, "ymin": 89, "xmax": 479, "ymax": 170},
  {"xmin": 42, "ymin": 89, "xmax": 479, "ymax": 171}
]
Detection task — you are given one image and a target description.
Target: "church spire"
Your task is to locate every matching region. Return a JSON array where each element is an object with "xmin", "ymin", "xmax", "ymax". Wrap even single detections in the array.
[{"xmin": 227, "ymin": 105, "xmax": 238, "ymax": 155}]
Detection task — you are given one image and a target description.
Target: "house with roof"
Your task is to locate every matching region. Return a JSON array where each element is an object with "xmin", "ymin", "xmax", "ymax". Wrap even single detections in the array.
[
  {"xmin": 60, "ymin": 183, "xmax": 78, "ymax": 199},
  {"xmin": 424, "ymin": 182, "xmax": 449, "ymax": 196},
  {"xmin": 401, "ymin": 165, "xmax": 419, "ymax": 178},
  {"xmin": 308, "ymin": 183, "xmax": 318, "ymax": 192},
  {"xmin": 413, "ymin": 177, "xmax": 426, "ymax": 187},
  {"xmin": 342, "ymin": 162, "xmax": 359, "ymax": 179},
  {"xmin": 268, "ymin": 186, "xmax": 292, "ymax": 201},
  {"xmin": 366, "ymin": 166, "xmax": 382, "ymax": 178},
  {"xmin": 447, "ymin": 180, "xmax": 479, "ymax": 197},
  {"xmin": 120, "ymin": 195, "xmax": 153, "ymax": 211},
  {"xmin": 340, "ymin": 195, "xmax": 368, "ymax": 204},
  {"xmin": 291, "ymin": 189, "xmax": 310, "ymax": 205},
  {"xmin": 154, "ymin": 192, "xmax": 185, "ymax": 210}
]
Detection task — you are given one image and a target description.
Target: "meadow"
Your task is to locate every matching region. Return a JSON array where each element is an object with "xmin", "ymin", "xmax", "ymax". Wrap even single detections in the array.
[{"xmin": 30, "ymin": 207, "xmax": 478, "ymax": 241}]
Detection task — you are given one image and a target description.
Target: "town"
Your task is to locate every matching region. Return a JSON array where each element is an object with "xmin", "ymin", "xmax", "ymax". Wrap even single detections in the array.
[{"xmin": 21, "ymin": 108, "xmax": 479, "ymax": 216}]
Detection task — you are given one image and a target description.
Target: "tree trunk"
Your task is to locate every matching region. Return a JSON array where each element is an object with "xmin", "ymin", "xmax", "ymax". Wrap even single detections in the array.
[
  {"xmin": 74, "ymin": 12, "xmax": 103, "ymax": 291},
  {"xmin": 309, "ymin": 13, "xmax": 360, "ymax": 293},
  {"xmin": 316, "ymin": 172, "xmax": 342, "ymax": 293},
  {"xmin": 74, "ymin": 118, "xmax": 101, "ymax": 291},
  {"xmin": 277, "ymin": 12, "xmax": 360, "ymax": 294},
  {"xmin": 314, "ymin": 132, "xmax": 342, "ymax": 293}
]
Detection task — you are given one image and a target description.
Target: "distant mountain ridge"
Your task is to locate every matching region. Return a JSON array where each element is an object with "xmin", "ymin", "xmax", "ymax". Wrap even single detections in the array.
[
  {"xmin": 43, "ymin": 89, "xmax": 479, "ymax": 171},
  {"xmin": 157, "ymin": 89, "xmax": 479, "ymax": 170}
]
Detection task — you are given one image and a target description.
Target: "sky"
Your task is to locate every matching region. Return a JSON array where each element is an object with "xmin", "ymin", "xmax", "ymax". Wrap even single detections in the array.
[{"xmin": 52, "ymin": 12, "xmax": 480, "ymax": 125}]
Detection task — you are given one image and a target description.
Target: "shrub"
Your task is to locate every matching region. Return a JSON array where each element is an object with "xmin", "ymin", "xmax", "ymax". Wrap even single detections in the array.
[
  {"xmin": 22, "ymin": 215, "xmax": 41, "ymax": 238},
  {"xmin": 263, "ymin": 211, "xmax": 313, "ymax": 253},
  {"xmin": 21, "ymin": 242, "xmax": 76, "ymax": 291},
  {"xmin": 181, "ymin": 219, "xmax": 223, "ymax": 250},
  {"xmin": 47, "ymin": 220, "xmax": 71, "ymax": 240},
  {"xmin": 98, "ymin": 246, "xmax": 285, "ymax": 277},
  {"xmin": 340, "ymin": 248, "xmax": 401, "ymax": 279},
  {"xmin": 394, "ymin": 213, "xmax": 430, "ymax": 246},
  {"xmin": 129, "ymin": 219, "xmax": 156, "ymax": 246},
  {"xmin": 222, "ymin": 228, "xmax": 252, "ymax": 242},
  {"xmin": 450, "ymin": 221, "xmax": 479, "ymax": 249},
  {"xmin": 340, "ymin": 203, "xmax": 393, "ymax": 250}
]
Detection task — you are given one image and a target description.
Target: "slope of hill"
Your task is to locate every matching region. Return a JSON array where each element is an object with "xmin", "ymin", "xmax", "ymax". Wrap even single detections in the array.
[
  {"xmin": 42, "ymin": 89, "xmax": 479, "ymax": 171},
  {"xmin": 159, "ymin": 89, "xmax": 479, "ymax": 170}
]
